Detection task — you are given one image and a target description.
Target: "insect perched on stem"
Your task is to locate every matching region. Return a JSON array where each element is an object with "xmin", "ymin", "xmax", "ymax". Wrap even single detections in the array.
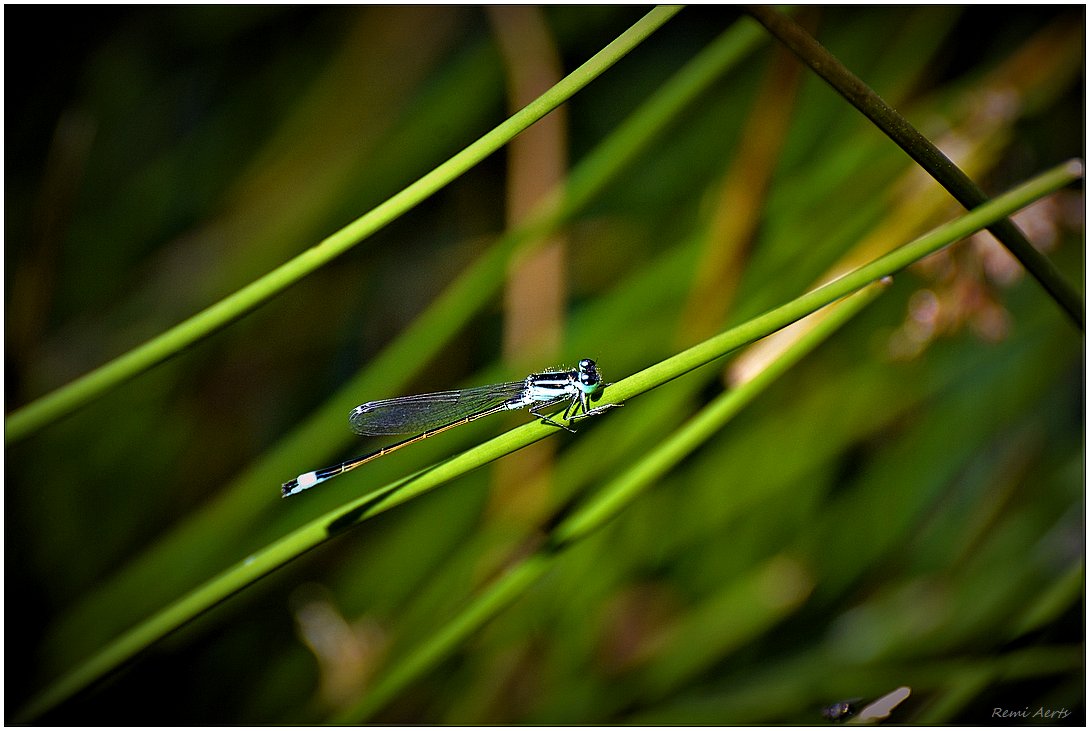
[{"xmin": 281, "ymin": 358, "xmax": 620, "ymax": 497}]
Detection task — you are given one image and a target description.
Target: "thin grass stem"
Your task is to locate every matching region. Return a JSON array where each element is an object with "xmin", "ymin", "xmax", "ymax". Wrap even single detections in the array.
[
  {"xmin": 343, "ymin": 280, "xmax": 888, "ymax": 722},
  {"xmin": 45, "ymin": 14, "xmax": 769, "ymax": 662},
  {"xmin": 744, "ymin": 5, "xmax": 1085, "ymax": 329},
  {"xmin": 5, "ymin": 5, "xmax": 684, "ymax": 445},
  {"xmin": 15, "ymin": 159, "xmax": 1079, "ymax": 723}
]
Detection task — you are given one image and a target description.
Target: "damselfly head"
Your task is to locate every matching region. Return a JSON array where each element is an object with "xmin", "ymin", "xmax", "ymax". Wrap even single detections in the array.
[{"xmin": 576, "ymin": 358, "xmax": 603, "ymax": 394}]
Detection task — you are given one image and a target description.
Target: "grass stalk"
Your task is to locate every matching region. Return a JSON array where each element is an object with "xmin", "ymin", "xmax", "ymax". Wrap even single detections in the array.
[
  {"xmin": 744, "ymin": 5, "xmax": 1085, "ymax": 329},
  {"xmin": 46, "ymin": 13, "xmax": 769, "ymax": 660},
  {"xmin": 5, "ymin": 5, "xmax": 683, "ymax": 445},
  {"xmin": 16, "ymin": 159, "xmax": 1079, "ymax": 723},
  {"xmin": 342, "ymin": 280, "xmax": 888, "ymax": 722}
]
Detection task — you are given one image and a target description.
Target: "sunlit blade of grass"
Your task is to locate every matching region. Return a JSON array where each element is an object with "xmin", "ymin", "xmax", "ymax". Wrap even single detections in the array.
[
  {"xmin": 526, "ymin": 302, "xmax": 1078, "ymax": 721},
  {"xmin": 5, "ymin": 5, "xmax": 683, "ymax": 445},
  {"xmin": 605, "ymin": 162, "xmax": 1080, "ymax": 406},
  {"xmin": 442, "ymin": 147, "xmax": 1081, "ymax": 714},
  {"xmin": 340, "ymin": 282, "xmax": 887, "ymax": 722},
  {"xmin": 745, "ymin": 5, "xmax": 1084, "ymax": 328},
  {"xmin": 317, "ymin": 129, "xmax": 1080, "ymax": 713},
  {"xmin": 43, "ymin": 14, "xmax": 770, "ymax": 672},
  {"xmin": 16, "ymin": 160, "xmax": 1078, "ymax": 723},
  {"xmin": 676, "ymin": 25, "xmax": 805, "ymax": 346},
  {"xmin": 44, "ymin": 14, "xmax": 767, "ymax": 675},
  {"xmin": 553, "ymin": 5, "xmax": 966, "ymax": 501}
]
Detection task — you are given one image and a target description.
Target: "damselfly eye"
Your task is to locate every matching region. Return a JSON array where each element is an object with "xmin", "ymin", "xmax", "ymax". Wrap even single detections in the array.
[{"xmin": 579, "ymin": 358, "xmax": 594, "ymax": 370}]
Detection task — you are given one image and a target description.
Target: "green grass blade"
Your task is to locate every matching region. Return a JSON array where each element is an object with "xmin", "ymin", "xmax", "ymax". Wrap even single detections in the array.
[
  {"xmin": 4, "ymin": 5, "xmax": 683, "ymax": 445},
  {"xmin": 342, "ymin": 280, "xmax": 888, "ymax": 722},
  {"xmin": 611, "ymin": 160, "xmax": 1082, "ymax": 403},
  {"xmin": 745, "ymin": 5, "xmax": 1085, "ymax": 328},
  {"xmin": 15, "ymin": 159, "xmax": 1078, "ymax": 723},
  {"xmin": 43, "ymin": 13, "xmax": 769, "ymax": 668}
]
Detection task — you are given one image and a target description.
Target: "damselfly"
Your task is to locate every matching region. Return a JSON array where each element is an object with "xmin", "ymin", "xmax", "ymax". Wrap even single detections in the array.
[{"xmin": 282, "ymin": 358, "xmax": 619, "ymax": 497}]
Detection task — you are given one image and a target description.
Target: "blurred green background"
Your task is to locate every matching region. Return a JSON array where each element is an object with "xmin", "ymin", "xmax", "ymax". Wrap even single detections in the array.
[{"xmin": 5, "ymin": 5, "xmax": 1084, "ymax": 724}]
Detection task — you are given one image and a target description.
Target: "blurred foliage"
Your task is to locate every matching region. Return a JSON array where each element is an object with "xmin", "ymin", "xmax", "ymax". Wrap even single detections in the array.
[{"xmin": 5, "ymin": 5, "xmax": 1084, "ymax": 725}]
